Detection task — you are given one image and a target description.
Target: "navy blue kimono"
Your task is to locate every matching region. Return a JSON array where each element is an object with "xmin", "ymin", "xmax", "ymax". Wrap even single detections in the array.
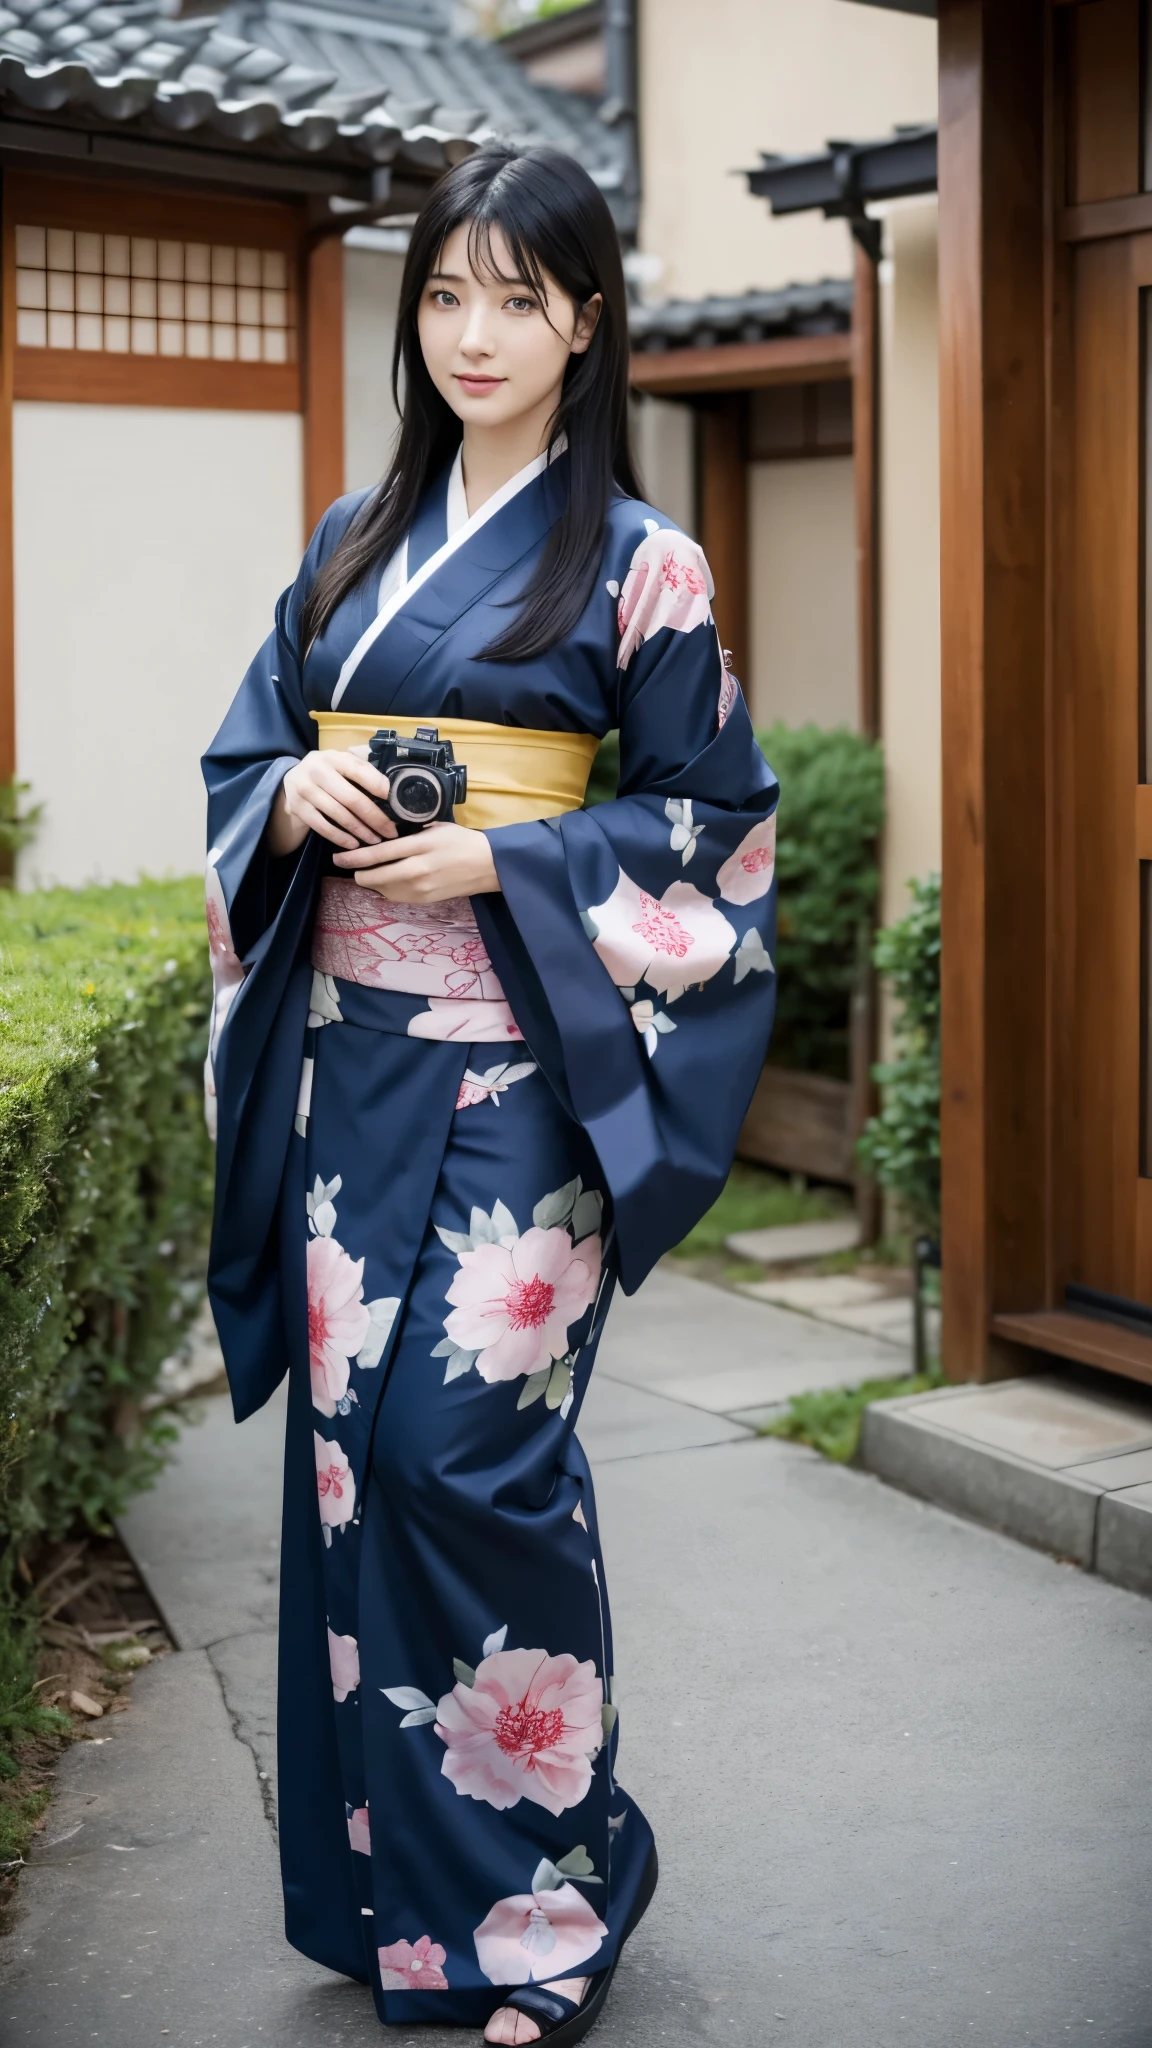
[{"xmin": 202, "ymin": 447, "xmax": 778, "ymax": 2027}]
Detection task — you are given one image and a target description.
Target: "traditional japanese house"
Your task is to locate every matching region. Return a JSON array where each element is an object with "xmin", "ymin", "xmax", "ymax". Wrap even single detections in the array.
[{"xmin": 0, "ymin": 0, "xmax": 624, "ymax": 887}]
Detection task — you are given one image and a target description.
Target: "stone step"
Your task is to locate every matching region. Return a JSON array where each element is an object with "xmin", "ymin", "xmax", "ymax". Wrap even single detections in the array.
[
  {"xmin": 861, "ymin": 1374, "xmax": 1152, "ymax": 1595},
  {"xmin": 725, "ymin": 1216, "xmax": 861, "ymax": 1265}
]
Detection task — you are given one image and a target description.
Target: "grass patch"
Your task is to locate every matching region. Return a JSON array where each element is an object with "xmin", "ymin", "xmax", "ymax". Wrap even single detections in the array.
[
  {"xmin": 761, "ymin": 1370, "xmax": 945, "ymax": 1464},
  {"xmin": 671, "ymin": 1162, "xmax": 843, "ymax": 1260}
]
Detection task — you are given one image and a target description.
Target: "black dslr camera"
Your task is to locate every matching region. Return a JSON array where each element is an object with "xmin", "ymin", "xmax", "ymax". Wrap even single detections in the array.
[{"xmin": 367, "ymin": 725, "xmax": 468, "ymax": 837}]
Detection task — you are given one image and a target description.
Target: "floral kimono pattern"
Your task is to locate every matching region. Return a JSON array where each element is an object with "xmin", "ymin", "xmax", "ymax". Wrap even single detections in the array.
[{"xmin": 203, "ymin": 450, "xmax": 777, "ymax": 2027}]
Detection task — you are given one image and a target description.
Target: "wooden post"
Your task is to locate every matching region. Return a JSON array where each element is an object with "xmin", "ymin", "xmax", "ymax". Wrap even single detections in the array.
[
  {"xmin": 937, "ymin": 0, "xmax": 1049, "ymax": 1379},
  {"xmin": 853, "ymin": 237, "xmax": 881, "ymax": 744},
  {"xmin": 302, "ymin": 231, "xmax": 346, "ymax": 539},
  {"xmin": 851, "ymin": 235, "xmax": 882, "ymax": 1242},
  {"xmin": 696, "ymin": 396, "xmax": 748, "ymax": 686}
]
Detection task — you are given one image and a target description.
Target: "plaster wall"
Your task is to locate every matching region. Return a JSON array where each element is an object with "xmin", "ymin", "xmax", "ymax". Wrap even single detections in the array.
[
  {"xmin": 632, "ymin": 392, "xmax": 696, "ymax": 535},
  {"xmin": 747, "ymin": 455, "xmax": 858, "ymax": 732},
  {"xmin": 637, "ymin": 0, "xmax": 936, "ymax": 300},
  {"xmin": 344, "ymin": 244, "xmax": 405, "ymax": 493},
  {"xmin": 878, "ymin": 198, "xmax": 941, "ymax": 939},
  {"xmin": 13, "ymin": 401, "xmax": 302, "ymax": 889}
]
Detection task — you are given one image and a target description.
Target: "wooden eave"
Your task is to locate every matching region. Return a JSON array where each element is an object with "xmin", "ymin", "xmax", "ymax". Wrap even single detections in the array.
[{"xmin": 628, "ymin": 330, "xmax": 853, "ymax": 397}]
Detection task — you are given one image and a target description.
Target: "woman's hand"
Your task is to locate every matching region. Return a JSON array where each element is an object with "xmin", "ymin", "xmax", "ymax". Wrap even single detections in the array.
[
  {"xmin": 332, "ymin": 822, "xmax": 499, "ymax": 903},
  {"xmin": 267, "ymin": 748, "xmax": 396, "ymax": 858}
]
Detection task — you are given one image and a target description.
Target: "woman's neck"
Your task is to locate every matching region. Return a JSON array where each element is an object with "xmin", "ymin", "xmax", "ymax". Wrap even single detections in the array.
[{"xmin": 459, "ymin": 402, "xmax": 557, "ymax": 518}]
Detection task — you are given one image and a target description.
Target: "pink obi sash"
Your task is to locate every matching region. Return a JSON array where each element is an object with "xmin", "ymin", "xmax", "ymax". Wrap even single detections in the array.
[{"xmin": 311, "ymin": 878, "xmax": 524, "ymax": 1044}]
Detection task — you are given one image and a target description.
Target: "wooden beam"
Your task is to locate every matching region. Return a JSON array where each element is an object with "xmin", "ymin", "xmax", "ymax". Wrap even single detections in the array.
[
  {"xmin": 696, "ymin": 397, "xmax": 748, "ymax": 688},
  {"xmin": 629, "ymin": 330, "xmax": 853, "ymax": 397},
  {"xmin": 937, "ymin": 0, "xmax": 1048, "ymax": 1381},
  {"xmin": 991, "ymin": 1309, "xmax": 1152, "ymax": 1387},
  {"xmin": 1060, "ymin": 192, "xmax": 1152, "ymax": 241},
  {"xmin": 13, "ymin": 353, "xmax": 300, "ymax": 411},
  {"xmin": 302, "ymin": 231, "xmax": 344, "ymax": 540}
]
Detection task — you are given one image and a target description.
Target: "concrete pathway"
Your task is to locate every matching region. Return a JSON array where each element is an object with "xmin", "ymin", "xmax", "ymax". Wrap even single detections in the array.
[{"xmin": 2, "ymin": 1270, "xmax": 1152, "ymax": 2046}]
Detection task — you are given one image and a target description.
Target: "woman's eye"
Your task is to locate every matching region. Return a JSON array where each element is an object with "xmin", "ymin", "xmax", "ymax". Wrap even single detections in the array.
[
  {"xmin": 505, "ymin": 297, "xmax": 535, "ymax": 314},
  {"xmin": 432, "ymin": 290, "xmax": 459, "ymax": 308}
]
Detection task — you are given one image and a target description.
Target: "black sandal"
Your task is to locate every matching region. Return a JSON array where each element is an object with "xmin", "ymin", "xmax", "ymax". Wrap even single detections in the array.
[{"xmin": 495, "ymin": 1845, "xmax": 659, "ymax": 2045}]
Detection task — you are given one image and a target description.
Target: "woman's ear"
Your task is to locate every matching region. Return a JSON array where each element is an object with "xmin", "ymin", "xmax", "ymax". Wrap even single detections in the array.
[{"xmin": 570, "ymin": 293, "xmax": 603, "ymax": 357}]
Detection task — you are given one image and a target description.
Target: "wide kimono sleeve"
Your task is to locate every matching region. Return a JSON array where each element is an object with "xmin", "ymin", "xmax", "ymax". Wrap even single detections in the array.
[
  {"xmin": 475, "ymin": 520, "xmax": 778, "ymax": 1294},
  {"xmin": 200, "ymin": 495, "xmax": 365, "ymax": 1415}
]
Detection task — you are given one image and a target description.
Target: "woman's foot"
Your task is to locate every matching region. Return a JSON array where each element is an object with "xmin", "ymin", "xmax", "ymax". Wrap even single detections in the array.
[{"xmin": 483, "ymin": 1978, "xmax": 590, "ymax": 2044}]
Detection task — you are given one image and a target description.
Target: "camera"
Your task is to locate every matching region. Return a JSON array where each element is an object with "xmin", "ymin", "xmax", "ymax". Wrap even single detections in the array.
[{"xmin": 367, "ymin": 725, "xmax": 468, "ymax": 837}]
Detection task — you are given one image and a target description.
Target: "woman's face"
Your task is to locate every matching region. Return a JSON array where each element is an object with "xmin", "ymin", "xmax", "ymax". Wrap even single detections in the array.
[{"xmin": 417, "ymin": 221, "xmax": 600, "ymax": 434}]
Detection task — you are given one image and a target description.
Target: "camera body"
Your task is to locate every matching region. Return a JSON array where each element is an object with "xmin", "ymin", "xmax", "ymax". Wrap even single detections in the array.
[{"xmin": 367, "ymin": 725, "xmax": 468, "ymax": 836}]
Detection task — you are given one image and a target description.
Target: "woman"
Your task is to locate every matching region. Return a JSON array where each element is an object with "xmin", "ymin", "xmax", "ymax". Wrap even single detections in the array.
[{"xmin": 203, "ymin": 144, "xmax": 778, "ymax": 2044}]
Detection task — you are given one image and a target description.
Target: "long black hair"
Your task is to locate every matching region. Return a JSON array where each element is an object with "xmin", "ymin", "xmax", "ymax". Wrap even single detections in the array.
[{"xmin": 300, "ymin": 143, "xmax": 641, "ymax": 661}]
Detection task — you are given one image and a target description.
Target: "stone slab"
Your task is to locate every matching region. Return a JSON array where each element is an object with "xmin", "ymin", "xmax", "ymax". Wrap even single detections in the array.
[
  {"xmin": 0, "ymin": 1648, "xmax": 386, "ymax": 2048},
  {"xmin": 861, "ymin": 1399, "xmax": 1103, "ymax": 1565},
  {"xmin": 577, "ymin": 1370, "xmax": 752, "ymax": 1461},
  {"xmin": 602, "ymin": 1265, "xmax": 902, "ymax": 1412},
  {"xmin": 1096, "ymin": 1483, "xmax": 1152, "ymax": 1600},
  {"xmin": 119, "ymin": 1381, "xmax": 287, "ymax": 1650},
  {"xmin": 724, "ymin": 1216, "xmax": 861, "ymax": 1265},
  {"xmin": 1065, "ymin": 1444, "xmax": 1152, "ymax": 1490},
  {"xmin": 742, "ymin": 1272, "xmax": 889, "ymax": 1311},
  {"xmin": 894, "ymin": 1375, "xmax": 1152, "ymax": 1468}
]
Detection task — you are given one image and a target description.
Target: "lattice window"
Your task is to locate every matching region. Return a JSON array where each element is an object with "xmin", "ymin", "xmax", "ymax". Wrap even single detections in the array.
[{"xmin": 14, "ymin": 226, "xmax": 296, "ymax": 364}]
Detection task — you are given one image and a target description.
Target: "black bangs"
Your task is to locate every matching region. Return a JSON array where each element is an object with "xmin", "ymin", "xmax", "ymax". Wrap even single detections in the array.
[{"xmin": 299, "ymin": 145, "xmax": 641, "ymax": 662}]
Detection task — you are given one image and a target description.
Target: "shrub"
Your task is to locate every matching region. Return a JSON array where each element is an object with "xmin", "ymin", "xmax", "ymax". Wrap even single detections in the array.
[
  {"xmin": 0, "ymin": 877, "xmax": 213, "ymax": 1716},
  {"xmin": 754, "ymin": 723, "xmax": 884, "ymax": 1076},
  {"xmin": 858, "ymin": 872, "xmax": 941, "ymax": 1237}
]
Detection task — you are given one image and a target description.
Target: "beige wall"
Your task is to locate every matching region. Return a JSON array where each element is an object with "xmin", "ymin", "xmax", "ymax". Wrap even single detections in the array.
[
  {"xmin": 878, "ymin": 197, "xmax": 941, "ymax": 938},
  {"xmin": 344, "ymin": 244, "xmax": 405, "ymax": 494},
  {"xmin": 747, "ymin": 455, "xmax": 858, "ymax": 732},
  {"xmin": 14, "ymin": 402, "xmax": 303, "ymax": 889},
  {"xmin": 637, "ymin": 0, "xmax": 936, "ymax": 300},
  {"xmin": 631, "ymin": 392, "xmax": 696, "ymax": 534}
]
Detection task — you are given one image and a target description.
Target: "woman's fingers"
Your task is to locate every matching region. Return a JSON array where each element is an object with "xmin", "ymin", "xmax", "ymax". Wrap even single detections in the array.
[
  {"xmin": 290, "ymin": 797, "xmax": 359, "ymax": 851},
  {"xmin": 288, "ymin": 756, "xmax": 395, "ymax": 844},
  {"xmin": 334, "ymin": 749, "xmax": 392, "ymax": 802},
  {"xmin": 308, "ymin": 757, "xmax": 392, "ymax": 839}
]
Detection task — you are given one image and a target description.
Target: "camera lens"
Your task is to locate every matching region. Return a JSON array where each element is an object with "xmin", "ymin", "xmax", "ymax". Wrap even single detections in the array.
[{"xmin": 390, "ymin": 766, "xmax": 442, "ymax": 823}]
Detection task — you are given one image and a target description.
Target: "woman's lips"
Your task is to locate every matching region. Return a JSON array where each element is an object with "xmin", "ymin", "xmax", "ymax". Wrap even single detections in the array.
[{"xmin": 455, "ymin": 374, "xmax": 505, "ymax": 395}]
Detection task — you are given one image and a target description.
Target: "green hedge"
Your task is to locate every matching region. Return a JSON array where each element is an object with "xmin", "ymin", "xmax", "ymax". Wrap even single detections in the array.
[
  {"xmin": 858, "ymin": 872, "xmax": 941, "ymax": 1236},
  {"xmin": 0, "ymin": 876, "xmax": 213, "ymax": 1577},
  {"xmin": 755, "ymin": 723, "xmax": 884, "ymax": 1077}
]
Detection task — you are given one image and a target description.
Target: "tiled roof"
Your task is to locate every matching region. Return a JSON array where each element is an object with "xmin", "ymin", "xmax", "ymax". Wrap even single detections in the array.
[
  {"xmin": 629, "ymin": 279, "xmax": 854, "ymax": 353},
  {"xmin": 0, "ymin": 0, "xmax": 626, "ymax": 196}
]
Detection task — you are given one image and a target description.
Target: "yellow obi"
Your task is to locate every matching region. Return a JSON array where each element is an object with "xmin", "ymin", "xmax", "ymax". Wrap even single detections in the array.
[{"xmin": 310, "ymin": 711, "xmax": 599, "ymax": 832}]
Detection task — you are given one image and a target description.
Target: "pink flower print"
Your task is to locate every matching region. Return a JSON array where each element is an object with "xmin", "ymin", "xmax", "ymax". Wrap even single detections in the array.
[
  {"xmin": 378, "ymin": 1935, "xmax": 449, "ymax": 1991},
  {"xmin": 328, "ymin": 1627, "xmax": 360, "ymax": 1702},
  {"xmin": 716, "ymin": 816, "xmax": 777, "ymax": 906},
  {"xmin": 616, "ymin": 528, "xmax": 713, "ymax": 668},
  {"xmin": 314, "ymin": 1432, "xmax": 355, "ymax": 1533},
  {"xmin": 474, "ymin": 1882, "xmax": 608, "ymax": 1986},
  {"xmin": 443, "ymin": 1228, "xmax": 601, "ymax": 1383},
  {"xmin": 585, "ymin": 868, "xmax": 736, "ymax": 1001},
  {"xmin": 456, "ymin": 1075, "xmax": 491, "ymax": 1110},
  {"xmin": 306, "ymin": 1235, "xmax": 370, "ymax": 1416},
  {"xmin": 436, "ymin": 1646, "xmax": 603, "ymax": 1815},
  {"xmin": 408, "ymin": 997, "xmax": 524, "ymax": 1043},
  {"xmin": 348, "ymin": 1805, "xmax": 371, "ymax": 1856}
]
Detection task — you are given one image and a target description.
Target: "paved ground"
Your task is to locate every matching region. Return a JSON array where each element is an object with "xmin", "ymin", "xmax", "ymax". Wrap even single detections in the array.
[{"xmin": 3, "ymin": 1270, "xmax": 1152, "ymax": 2047}]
